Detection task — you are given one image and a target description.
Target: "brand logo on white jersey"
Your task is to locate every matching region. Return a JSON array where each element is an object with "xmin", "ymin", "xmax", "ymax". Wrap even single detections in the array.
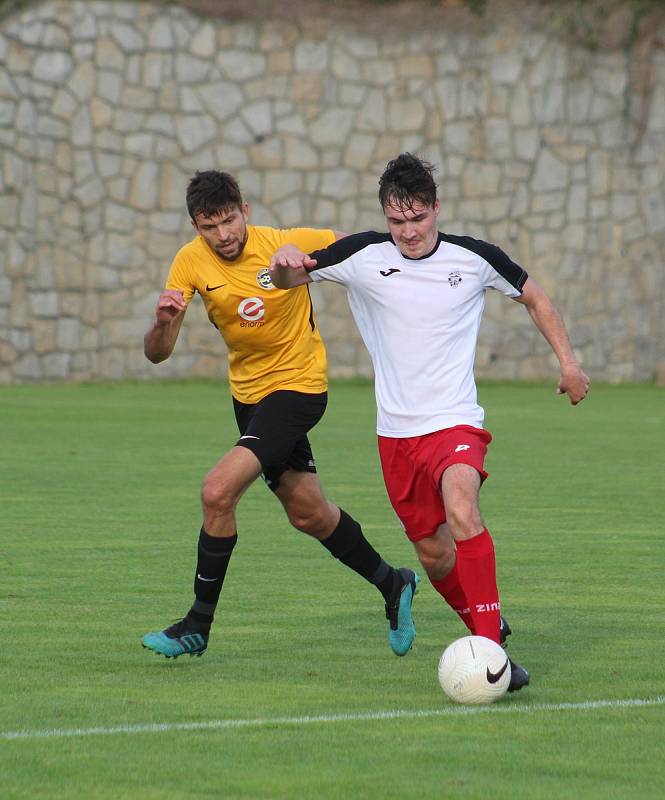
[
  {"xmin": 454, "ymin": 444, "xmax": 471, "ymax": 452},
  {"xmin": 238, "ymin": 297, "xmax": 265, "ymax": 327},
  {"xmin": 256, "ymin": 268, "xmax": 274, "ymax": 289},
  {"xmin": 448, "ymin": 271, "xmax": 462, "ymax": 287}
]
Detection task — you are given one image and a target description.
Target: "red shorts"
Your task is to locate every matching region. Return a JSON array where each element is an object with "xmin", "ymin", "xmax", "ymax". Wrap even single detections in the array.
[{"xmin": 377, "ymin": 425, "xmax": 492, "ymax": 542}]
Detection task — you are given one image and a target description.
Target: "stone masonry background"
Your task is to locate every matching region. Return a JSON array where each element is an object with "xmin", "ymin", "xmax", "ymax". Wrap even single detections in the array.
[{"xmin": 1, "ymin": 0, "xmax": 664, "ymax": 383}]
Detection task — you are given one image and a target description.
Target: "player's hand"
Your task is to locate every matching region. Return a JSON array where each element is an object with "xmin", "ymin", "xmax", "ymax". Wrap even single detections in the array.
[
  {"xmin": 155, "ymin": 290, "xmax": 186, "ymax": 325},
  {"xmin": 557, "ymin": 363, "xmax": 590, "ymax": 405},
  {"xmin": 269, "ymin": 245, "xmax": 317, "ymax": 272}
]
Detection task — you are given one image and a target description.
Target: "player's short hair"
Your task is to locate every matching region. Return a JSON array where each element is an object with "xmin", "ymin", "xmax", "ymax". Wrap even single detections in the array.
[
  {"xmin": 186, "ymin": 170, "xmax": 243, "ymax": 220},
  {"xmin": 378, "ymin": 153, "xmax": 438, "ymax": 211}
]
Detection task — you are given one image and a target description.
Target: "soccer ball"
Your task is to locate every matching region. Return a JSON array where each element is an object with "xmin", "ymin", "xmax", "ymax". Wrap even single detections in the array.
[{"xmin": 438, "ymin": 635, "xmax": 511, "ymax": 704}]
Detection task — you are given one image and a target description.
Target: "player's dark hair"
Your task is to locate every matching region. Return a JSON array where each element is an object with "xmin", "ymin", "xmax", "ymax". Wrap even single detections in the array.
[
  {"xmin": 186, "ymin": 170, "xmax": 243, "ymax": 220},
  {"xmin": 378, "ymin": 153, "xmax": 438, "ymax": 211}
]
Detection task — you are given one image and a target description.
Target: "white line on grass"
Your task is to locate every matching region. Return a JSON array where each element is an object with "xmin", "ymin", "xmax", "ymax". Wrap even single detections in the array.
[{"xmin": 2, "ymin": 696, "xmax": 663, "ymax": 742}]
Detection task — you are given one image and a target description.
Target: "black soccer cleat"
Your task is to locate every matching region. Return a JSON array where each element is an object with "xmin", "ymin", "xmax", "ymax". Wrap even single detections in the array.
[
  {"xmin": 499, "ymin": 615, "xmax": 512, "ymax": 645},
  {"xmin": 507, "ymin": 658, "xmax": 530, "ymax": 692}
]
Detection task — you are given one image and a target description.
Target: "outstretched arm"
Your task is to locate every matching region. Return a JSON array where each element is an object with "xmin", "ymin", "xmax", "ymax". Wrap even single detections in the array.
[
  {"xmin": 144, "ymin": 289, "xmax": 187, "ymax": 363},
  {"xmin": 269, "ymin": 245, "xmax": 315, "ymax": 289},
  {"xmin": 514, "ymin": 278, "xmax": 590, "ymax": 405}
]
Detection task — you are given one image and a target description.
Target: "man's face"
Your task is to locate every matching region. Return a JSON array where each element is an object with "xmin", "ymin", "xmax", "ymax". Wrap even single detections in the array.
[
  {"xmin": 384, "ymin": 197, "xmax": 440, "ymax": 259},
  {"xmin": 192, "ymin": 203, "xmax": 250, "ymax": 261}
]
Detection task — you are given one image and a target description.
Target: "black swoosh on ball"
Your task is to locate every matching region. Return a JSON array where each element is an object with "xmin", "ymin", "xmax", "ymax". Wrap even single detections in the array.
[{"xmin": 486, "ymin": 657, "xmax": 510, "ymax": 684}]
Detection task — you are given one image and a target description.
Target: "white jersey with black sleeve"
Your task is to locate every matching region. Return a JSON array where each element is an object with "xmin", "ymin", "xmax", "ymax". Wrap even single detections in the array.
[{"xmin": 306, "ymin": 231, "xmax": 528, "ymax": 437}]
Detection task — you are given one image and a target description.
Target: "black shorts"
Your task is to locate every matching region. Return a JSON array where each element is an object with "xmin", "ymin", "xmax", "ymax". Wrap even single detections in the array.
[{"xmin": 232, "ymin": 390, "xmax": 328, "ymax": 491}]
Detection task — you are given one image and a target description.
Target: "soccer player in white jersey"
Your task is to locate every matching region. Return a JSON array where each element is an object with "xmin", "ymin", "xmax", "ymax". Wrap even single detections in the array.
[{"xmin": 270, "ymin": 153, "xmax": 590, "ymax": 691}]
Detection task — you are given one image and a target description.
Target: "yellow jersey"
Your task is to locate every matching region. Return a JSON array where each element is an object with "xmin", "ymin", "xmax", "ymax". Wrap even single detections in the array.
[{"xmin": 165, "ymin": 225, "xmax": 336, "ymax": 403}]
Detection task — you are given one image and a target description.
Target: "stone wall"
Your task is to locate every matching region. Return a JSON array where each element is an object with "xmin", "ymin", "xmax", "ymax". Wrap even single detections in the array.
[{"xmin": 1, "ymin": 0, "xmax": 664, "ymax": 383}]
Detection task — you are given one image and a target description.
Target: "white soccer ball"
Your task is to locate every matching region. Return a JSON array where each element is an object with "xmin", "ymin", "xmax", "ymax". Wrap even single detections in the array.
[{"xmin": 438, "ymin": 635, "xmax": 511, "ymax": 704}]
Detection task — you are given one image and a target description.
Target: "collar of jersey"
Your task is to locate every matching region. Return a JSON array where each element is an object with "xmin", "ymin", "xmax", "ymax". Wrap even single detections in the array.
[{"xmin": 393, "ymin": 232, "xmax": 443, "ymax": 261}]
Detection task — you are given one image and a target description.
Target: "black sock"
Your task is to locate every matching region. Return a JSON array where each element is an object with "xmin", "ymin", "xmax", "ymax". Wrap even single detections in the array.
[
  {"xmin": 187, "ymin": 528, "xmax": 237, "ymax": 628},
  {"xmin": 320, "ymin": 509, "xmax": 398, "ymax": 599}
]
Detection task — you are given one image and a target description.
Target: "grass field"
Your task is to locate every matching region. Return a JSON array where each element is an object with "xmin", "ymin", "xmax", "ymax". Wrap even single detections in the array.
[{"xmin": 1, "ymin": 379, "xmax": 664, "ymax": 799}]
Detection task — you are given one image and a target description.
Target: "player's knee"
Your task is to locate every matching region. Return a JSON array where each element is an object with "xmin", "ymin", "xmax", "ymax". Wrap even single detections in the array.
[
  {"xmin": 416, "ymin": 548, "xmax": 438, "ymax": 575},
  {"xmin": 201, "ymin": 474, "xmax": 238, "ymax": 516},
  {"xmin": 446, "ymin": 504, "xmax": 483, "ymax": 540},
  {"xmin": 287, "ymin": 503, "xmax": 332, "ymax": 537},
  {"xmin": 417, "ymin": 547, "xmax": 455, "ymax": 580}
]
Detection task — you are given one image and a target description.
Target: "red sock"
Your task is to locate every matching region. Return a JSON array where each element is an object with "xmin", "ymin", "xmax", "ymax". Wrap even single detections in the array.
[
  {"xmin": 454, "ymin": 528, "xmax": 501, "ymax": 643},
  {"xmin": 430, "ymin": 562, "xmax": 474, "ymax": 634}
]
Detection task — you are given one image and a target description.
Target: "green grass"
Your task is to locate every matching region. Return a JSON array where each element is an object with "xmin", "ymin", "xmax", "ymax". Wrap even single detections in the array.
[{"xmin": 1, "ymin": 379, "xmax": 664, "ymax": 799}]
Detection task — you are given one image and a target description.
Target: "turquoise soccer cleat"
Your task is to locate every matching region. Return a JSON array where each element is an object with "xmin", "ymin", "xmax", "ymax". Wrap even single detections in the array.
[
  {"xmin": 385, "ymin": 568, "xmax": 420, "ymax": 656},
  {"xmin": 142, "ymin": 618, "xmax": 209, "ymax": 659}
]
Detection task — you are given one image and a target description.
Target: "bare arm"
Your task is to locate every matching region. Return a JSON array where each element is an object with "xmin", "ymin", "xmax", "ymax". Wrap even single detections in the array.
[
  {"xmin": 144, "ymin": 289, "xmax": 187, "ymax": 363},
  {"xmin": 514, "ymin": 277, "xmax": 590, "ymax": 405},
  {"xmin": 269, "ymin": 245, "xmax": 315, "ymax": 289},
  {"xmin": 270, "ymin": 231, "xmax": 347, "ymax": 289}
]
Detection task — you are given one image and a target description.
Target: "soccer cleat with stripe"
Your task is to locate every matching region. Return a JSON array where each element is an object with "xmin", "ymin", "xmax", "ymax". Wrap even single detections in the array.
[
  {"xmin": 385, "ymin": 567, "xmax": 420, "ymax": 656},
  {"xmin": 142, "ymin": 618, "xmax": 209, "ymax": 659}
]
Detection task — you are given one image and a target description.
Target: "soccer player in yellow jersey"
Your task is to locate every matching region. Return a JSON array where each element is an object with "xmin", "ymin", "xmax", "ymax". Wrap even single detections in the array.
[{"xmin": 141, "ymin": 170, "xmax": 419, "ymax": 659}]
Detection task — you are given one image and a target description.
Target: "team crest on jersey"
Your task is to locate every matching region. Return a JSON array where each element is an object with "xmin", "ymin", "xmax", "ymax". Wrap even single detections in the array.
[
  {"xmin": 256, "ymin": 268, "xmax": 274, "ymax": 290},
  {"xmin": 448, "ymin": 271, "xmax": 462, "ymax": 287}
]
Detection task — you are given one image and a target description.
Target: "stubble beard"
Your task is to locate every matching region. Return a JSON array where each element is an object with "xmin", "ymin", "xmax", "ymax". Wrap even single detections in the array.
[{"xmin": 214, "ymin": 232, "xmax": 248, "ymax": 262}]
